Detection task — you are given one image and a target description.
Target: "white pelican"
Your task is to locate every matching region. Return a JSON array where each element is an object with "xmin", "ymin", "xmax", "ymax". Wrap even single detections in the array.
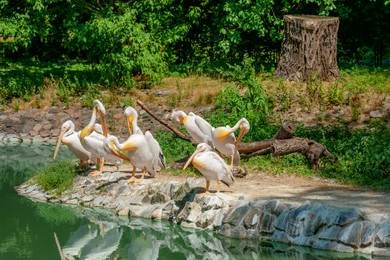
[
  {"xmin": 124, "ymin": 106, "xmax": 166, "ymax": 170},
  {"xmin": 53, "ymin": 120, "xmax": 93, "ymax": 169},
  {"xmin": 79, "ymin": 100, "xmax": 121, "ymax": 175},
  {"xmin": 183, "ymin": 143, "xmax": 235, "ymax": 194},
  {"xmin": 105, "ymin": 134, "xmax": 156, "ymax": 183},
  {"xmin": 212, "ymin": 117, "xmax": 250, "ymax": 169},
  {"xmin": 171, "ymin": 110, "xmax": 214, "ymax": 148}
]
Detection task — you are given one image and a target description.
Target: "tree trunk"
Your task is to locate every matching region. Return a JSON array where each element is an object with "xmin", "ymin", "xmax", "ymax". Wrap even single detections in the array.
[{"xmin": 275, "ymin": 15, "xmax": 340, "ymax": 81}]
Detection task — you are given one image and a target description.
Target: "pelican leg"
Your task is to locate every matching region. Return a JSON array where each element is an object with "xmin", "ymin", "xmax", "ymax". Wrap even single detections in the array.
[
  {"xmin": 229, "ymin": 155, "xmax": 234, "ymax": 170},
  {"xmin": 198, "ymin": 180, "xmax": 211, "ymax": 196},
  {"xmin": 126, "ymin": 166, "xmax": 137, "ymax": 183},
  {"xmin": 78, "ymin": 160, "xmax": 83, "ymax": 170},
  {"xmin": 134, "ymin": 168, "xmax": 146, "ymax": 184},
  {"xmin": 217, "ymin": 180, "xmax": 221, "ymax": 193},
  {"xmin": 89, "ymin": 158, "xmax": 104, "ymax": 176}
]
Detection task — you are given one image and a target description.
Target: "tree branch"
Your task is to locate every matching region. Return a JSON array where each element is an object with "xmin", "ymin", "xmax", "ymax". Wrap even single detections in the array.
[{"xmin": 136, "ymin": 100, "xmax": 195, "ymax": 145}]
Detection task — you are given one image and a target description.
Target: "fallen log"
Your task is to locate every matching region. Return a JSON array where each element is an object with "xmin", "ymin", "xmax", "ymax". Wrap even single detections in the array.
[
  {"xmin": 136, "ymin": 101, "xmax": 337, "ymax": 170},
  {"xmin": 238, "ymin": 136, "xmax": 337, "ymax": 169}
]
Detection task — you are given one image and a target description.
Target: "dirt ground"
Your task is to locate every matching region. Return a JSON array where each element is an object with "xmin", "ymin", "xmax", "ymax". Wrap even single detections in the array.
[{"xmin": 104, "ymin": 164, "xmax": 390, "ymax": 218}]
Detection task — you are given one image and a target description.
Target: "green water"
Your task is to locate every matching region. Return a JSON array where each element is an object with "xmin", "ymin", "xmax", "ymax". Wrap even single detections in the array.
[{"xmin": 0, "ymin": 142, "xmax": 366, "ymax": 259}]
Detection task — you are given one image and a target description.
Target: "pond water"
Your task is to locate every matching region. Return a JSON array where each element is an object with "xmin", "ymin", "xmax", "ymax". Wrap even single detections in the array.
[{"xmin": 0, "ymin": 142, "xmax": 366, "ymax": 259}]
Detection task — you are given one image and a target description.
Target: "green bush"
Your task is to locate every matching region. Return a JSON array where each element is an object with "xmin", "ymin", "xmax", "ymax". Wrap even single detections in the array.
[
  {"xmin": 207, "ymin": 56, "xmax": 270, "ymax": 142},
  {"xmin": 155, "ymin": 131, "xmax": 194, "ymax": 164},
  {"xmin": 296, "ymin": 126, "xmax": 390, "ymax": 189},
  {"xmin": 34, "ymin": 160, "xmax": 78, "ymax": 195}
]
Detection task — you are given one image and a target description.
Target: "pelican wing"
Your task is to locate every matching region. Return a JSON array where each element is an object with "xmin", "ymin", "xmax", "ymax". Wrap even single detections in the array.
[
  {"xmin": 192, "ymin": 114, "xmax": 214, "ymax": 148},
  {"xmin": 83, "ymin": 135, "xmax": 121, "ymax": 166},
  {"xmin": 196, "ymin": 151, "xmax": 235, "ymax": 186},
  {"xmin": 64, "ymin": 132, "xmax": 92, "ymax": 162},
  {"xmin": 145, "ymin": 131, "xmax": 166, "ymax": 170}
]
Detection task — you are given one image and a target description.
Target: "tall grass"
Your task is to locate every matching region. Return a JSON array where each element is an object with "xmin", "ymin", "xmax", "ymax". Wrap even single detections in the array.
[{"xmin": 34, "ymin": 160, "xmax": 79, "ymax": 195}]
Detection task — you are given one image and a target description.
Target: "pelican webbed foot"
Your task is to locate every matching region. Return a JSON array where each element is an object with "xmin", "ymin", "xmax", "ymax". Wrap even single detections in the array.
[
  {"xmin": 197, "ymin": 191, "xmax": 211, "ymax": 197},
  {"xmin": 126, "ymin": 176, "xmax": 137, "ymax": 183},
  {"xmin": 89, "ymin": 170, "xmax": 101, "ymax": 176},
  {"xmin": 133, "ymin": 171, "xmax": 146, "ymax": 184}
]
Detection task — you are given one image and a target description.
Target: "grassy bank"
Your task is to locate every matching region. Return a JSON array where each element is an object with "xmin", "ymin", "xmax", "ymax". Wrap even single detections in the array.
[{"xmin": 1, "ymin": 59, "xmax": 389, "ymax": 190}]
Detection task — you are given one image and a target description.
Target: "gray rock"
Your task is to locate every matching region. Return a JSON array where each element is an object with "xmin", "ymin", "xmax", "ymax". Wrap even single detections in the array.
[
  {"xmin": 338, "ymin": 221, "xmax": 362, "ymax": 248},
  {"xmin": 318, "ymin": 225, "xmax": 342, "ymax": 242},
  {"xmin": 370, "ymin": 110, "xmax": 384, "ymax": 118},
  {"xmin": 222, "ymin": 204, "xmax": 251, "ymax": 226},
  {"xmin": 259, "ymin": 211, "xmax": 276, "ymax": 234},
  {"xmin": 82, "ymin": 195, "xmax": 95, "ymax": 202},
  {"xmin": 333, "ymin": 208, "xmax": 362, "ymax": 226},
  {"xmin": 176, "ymin": 201, "xmax": 202, "ymax": 224},
  {"xmin": 151, "ymin": 192, "xmax": 170, "ymax": 204},
  {"xmin": 360, "ymin": 221, "xmax": 377, "ymax": 247},
  {"xmin": 375, "ymin": 221, "xmax": 390, "ymax": 248}
]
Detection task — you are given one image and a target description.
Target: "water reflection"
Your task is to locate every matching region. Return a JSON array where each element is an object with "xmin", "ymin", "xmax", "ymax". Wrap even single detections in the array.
[{"xmin": 0, "ymin": 143, "xmax": 370, "ymax": 260}]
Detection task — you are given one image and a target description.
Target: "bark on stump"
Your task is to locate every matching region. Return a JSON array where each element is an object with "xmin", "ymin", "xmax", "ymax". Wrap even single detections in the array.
[{"xmin": 275, "ymin": 15, "xmax": 340, "ymax": 81}]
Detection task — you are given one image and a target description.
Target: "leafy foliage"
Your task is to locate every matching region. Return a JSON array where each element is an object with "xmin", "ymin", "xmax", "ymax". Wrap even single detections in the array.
[
  {"xmin": 155, "ymin": 131, "xmax": 194, "ymax": 164},
  {"xmin": 208, "ymin": 56, "xmax": 270, "ymax": 141},
  {"xmin": 34, "ymin": 160, "xmax": 78, "ymax": 195},
  {"xmin": 295, "ymin": 125, "xmax": 390, "ymax": 189}
]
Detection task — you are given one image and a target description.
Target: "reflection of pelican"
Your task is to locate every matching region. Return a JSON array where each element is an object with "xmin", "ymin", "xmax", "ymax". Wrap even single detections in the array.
[
  {"xmin": 127, "ymin": 229, "xmax": 160, "ymax": 260},
  {"xmin": 62, "ymin": 223, "xmax": 99, "ymax": 258},
  {"xmin": 212, "ymin": 118, "xmax": 250, "ymax": 169},
  {"xmin": 184, "ymin": 143, "xmax": 235, "ymax": 194},
  {"xmin": 125, "ymin": 106, "xmax": 166, "ymax": 170},
  {"xmin": 53, "ymin": 120, "xmax": 92, "ymax": 169},
  {"xmin": 63, "ymin": 222, "xmax": 122, "ymax": 260},
  {"xmin": 80, "ymin": 100, "xmax": 121, "ymax": 175},
  {"xmin": 105, "ymin": 135, "xmax": 156, "ymax": 183},
  {"xmin": 171, "ymin": 110, "xmax": 214, "ymax": 148}
]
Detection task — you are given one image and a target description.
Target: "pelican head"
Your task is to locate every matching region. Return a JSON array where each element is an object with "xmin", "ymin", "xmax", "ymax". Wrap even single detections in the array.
[
  {"xmin": 183, "ymin": 143, "xmax": 212, "ymax": 170},
  {"xmin": 235, "ymin": 118, "xmax": 250, "ymax": 145},
  {"xmin": 53, "ymin": 120, "xmax": 75, "ymax": 160},
  {"xmin": 94, "ymin": 100, "xmax": 106, "ymax": 115},
  {"xmin": 94, "ymin": 100, "xmax": 108, "ymax": 137},
  {"xmin": 170, "ymin": 110, "xmax": 186, "ymax": 125},
  {"xmin": 124, "ymin": 106, "xmax": 138, "ymax": 135},
  {"xmin": 105, "ymin": 136, "xmax": 131, "ymax": 162}
]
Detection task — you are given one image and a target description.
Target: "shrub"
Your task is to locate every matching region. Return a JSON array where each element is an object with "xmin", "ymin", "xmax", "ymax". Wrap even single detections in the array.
[{"xmin": 34, "ymin": 160, "xmax": 78, "ymax": 195}]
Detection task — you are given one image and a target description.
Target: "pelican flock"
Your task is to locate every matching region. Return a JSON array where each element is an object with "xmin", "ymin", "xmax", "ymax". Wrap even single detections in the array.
[{"xmin": 54, "ymin": 100, "xmax": 249, "ymax": 193}]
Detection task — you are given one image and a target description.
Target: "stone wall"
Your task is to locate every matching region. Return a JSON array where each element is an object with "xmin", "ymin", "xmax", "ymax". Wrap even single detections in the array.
[
  {"xmin": 0, "ymin": 105, "xmax": 170, "ymax": 144},
  {"xmin": 16, "ymin": 174, "xmax": 390, "ymax": 257}
]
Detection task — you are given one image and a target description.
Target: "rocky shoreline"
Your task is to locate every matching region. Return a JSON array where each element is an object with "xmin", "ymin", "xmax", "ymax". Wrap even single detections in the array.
[
  {"xmin": 0, "ymin": 104, "xmax": 170, "ymax": 144},
  {"xmin": 16, "ymin": 172, "xmax": 390, "ymax": 257}
]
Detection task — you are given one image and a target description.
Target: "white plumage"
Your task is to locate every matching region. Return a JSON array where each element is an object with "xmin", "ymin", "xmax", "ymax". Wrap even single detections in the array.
[
  {"xmin": 184, "ymin": 143, "xmax": 235, "ymax": 194},
  {"xmin": 79, "ymin": 100, "xmax": 121, "ymax": 175},
  {"xmin": 105, "ymin": 134, "xmax": 155, "ymax": 183},
  {"xmin": 171, "ymin": 110, "xmax": 214, "ymax": 149},
  {"xmin": 212, "ymin": 117, "xmax": 250, "ymax": 169}
]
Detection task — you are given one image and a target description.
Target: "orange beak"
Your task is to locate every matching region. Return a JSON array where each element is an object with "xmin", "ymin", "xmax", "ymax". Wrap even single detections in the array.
[{"xmin": 53, "ymin": 128, "xmax": 67, "ymax": 160}]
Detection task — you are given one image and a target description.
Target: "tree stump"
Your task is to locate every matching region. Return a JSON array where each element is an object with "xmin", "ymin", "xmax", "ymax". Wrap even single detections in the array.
[{"xmin": 275, "ymin": 15, "xmax": 340, "ymax": 81}]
